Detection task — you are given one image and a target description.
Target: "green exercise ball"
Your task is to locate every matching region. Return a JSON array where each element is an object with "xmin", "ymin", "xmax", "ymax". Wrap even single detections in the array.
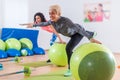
[
  {"xmin": 0, "ymin": 39, "xmax": 6, "ymax": 50},
  {"xmin": 5, "ymin": 38, "xmax": 21, "ymax": 50},
  {"xmin": 19, "ymin": 38, "xmax": 33, "ymax": 50},
  {"xmin": 48, "ymin": 43, "xmax": 67, "ymax": 66},
  {"xmin": 70, "ymin": 43, "xmax": 116, "ymax": 80}
]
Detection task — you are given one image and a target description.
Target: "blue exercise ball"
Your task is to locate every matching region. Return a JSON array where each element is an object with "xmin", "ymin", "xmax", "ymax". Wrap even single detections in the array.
[
  {"xmin": 21, "ymin": 48, "xmax": 33, "ymax": 56},
  {"xmin": 33, "ymin": 47, "xmax": 45, "ymax": 55},
  {"xmin": 6, "ymin": 49, "xmax": 21, "ymax": 57},
  {"xmin": 0, "ymin": 50, "xmax": 8, "ymax": 58}
]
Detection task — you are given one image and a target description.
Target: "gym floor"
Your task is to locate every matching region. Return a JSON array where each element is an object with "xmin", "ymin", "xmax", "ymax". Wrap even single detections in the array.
[{"xmin": 0, "ymin": 53, "xmax": 120, "ymax": 80}]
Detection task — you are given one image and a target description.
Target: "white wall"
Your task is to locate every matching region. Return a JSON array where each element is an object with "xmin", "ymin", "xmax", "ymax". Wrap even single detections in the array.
[
  {"xmin": 1, "ymin": 0, "xmax": 120, "ymax": 52},
  {"xmin": 2, "ymin": 0, "xmax": 29, "ymax": 28},
  {"xmin": 0, "ymin": 0, "xmax": 4, "ymax": 27},
  {"xmin": 0, "ymin": 0, "xmax": 2, "ymax": 26}
]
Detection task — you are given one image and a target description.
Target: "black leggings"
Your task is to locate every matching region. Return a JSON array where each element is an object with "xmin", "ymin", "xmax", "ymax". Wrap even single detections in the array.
[{"xmin": 66, "ymin": 31, "xmax": 94, "ymax": 69}]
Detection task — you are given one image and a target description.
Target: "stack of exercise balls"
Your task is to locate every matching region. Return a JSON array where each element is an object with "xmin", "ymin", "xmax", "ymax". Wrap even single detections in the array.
[
  {"xmin": 70, "ymin": 43, "xmax": 116, "ymax": 80},
  {"xmin": 0, "ymin": 37, "xmax": 45, "ymax": 58},
  {"xmin": 48, "ymin": 42, "xmax": 67, "ymax": 66}
]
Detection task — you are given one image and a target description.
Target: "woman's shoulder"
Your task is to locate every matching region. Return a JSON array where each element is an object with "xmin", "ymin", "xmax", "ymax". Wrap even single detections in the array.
[
  {"xmin": 60, "ymin": 16, "xmax": 69, "ymax": 19},
  {"xmin": 59, "ymin": 16, "xmax": 72, "ymax": 22}
]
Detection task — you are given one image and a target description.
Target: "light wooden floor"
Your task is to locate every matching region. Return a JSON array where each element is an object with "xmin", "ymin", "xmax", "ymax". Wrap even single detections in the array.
[{"xmin": 0, "ymin": 53, "xmax": 120, "ymax": 80}]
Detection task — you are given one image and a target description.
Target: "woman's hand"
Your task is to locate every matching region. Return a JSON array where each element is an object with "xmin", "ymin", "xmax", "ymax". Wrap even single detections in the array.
[
  {"xmin": 27, "ymin": 23, "xmax": 34, "ymax": 28},
  {"xmin": 50, "ymin": 25, "xmax": 66, "ymax": 44},
  {"xmin": 90, "ymin": 38, "xmax": 102, "ymax": 44},
  {"xmin": 56, "ymin": 41, "xmax": 66, "ymax": 44},
  {"xmin": 59, "ymin": 41, "xmax": 66, "ymax": 44},
  {"xmin": 58, "ymin": 36, "xmax": 66, "ymax": 44},
  {"xmin": 19, "ymin": 23, "xmax": 34, "ymax": 28}
]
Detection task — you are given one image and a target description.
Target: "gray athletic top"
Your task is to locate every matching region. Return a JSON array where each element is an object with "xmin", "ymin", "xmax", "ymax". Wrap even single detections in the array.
[{"xmin": 33, "ymin": 16, "xmax": 93, "ymax": 39}]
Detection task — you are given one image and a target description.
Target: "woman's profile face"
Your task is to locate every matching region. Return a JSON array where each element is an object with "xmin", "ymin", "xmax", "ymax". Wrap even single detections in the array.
[
  {"xmin": 35, "ymin": 15, "xmax": 42, "ymax": 23},
  {"xmin": 49, "ymin": 9, "xmax": 60, "ymax": 22}
]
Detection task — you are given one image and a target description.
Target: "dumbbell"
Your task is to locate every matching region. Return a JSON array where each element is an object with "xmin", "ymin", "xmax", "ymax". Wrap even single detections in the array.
[
  {"xmin": 0, "ymin": 66, "xmax": 32, "ymax": 77},
  {"xmin": 0, "ymin": 56, "xmax": 22, "ymax": 63}
]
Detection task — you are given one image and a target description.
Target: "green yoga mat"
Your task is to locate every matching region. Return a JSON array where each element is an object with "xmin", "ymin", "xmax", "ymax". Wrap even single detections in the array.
[
  {"xmin": 20, "ymin": 61, "xmax": 52, "ymax": 68},
  {"xmin": 20, "ymin": 61, "xmax": 74, "ymax": 80},
  {"xmin": 23, "ymin": 69, "xmax": 74, "ymax": 80}
]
